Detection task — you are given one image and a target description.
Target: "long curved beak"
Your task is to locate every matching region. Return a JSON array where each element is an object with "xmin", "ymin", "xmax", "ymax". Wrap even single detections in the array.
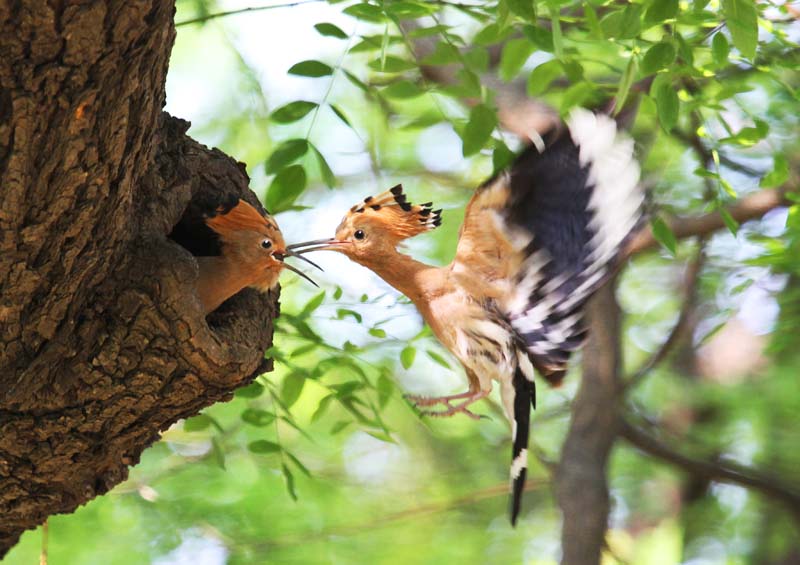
[
  {"xmin": 282, "ymin": 262, "xmax": 319, "ymax": 287},
  {"xmin": 273, "ymin": 250, "xmax": 320, "ymax": 288},
  {"xmin": 284, "ymin": 249, "xmax": 324, "ymax": 271},
  {"xmin": 287, "ymin": 238, "xmax": 349, "ymax": 254}
]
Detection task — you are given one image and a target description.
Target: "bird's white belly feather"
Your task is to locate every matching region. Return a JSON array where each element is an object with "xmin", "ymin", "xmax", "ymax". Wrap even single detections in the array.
[{"xmin": 429, "ymin": 290, "xmax": 520, "ymax": 408}]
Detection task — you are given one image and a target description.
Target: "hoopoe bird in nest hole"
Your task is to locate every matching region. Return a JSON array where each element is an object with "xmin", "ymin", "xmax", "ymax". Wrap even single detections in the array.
[
  {"xmin": 291, "ymin": 109, "xmax": 644, "ymax": 525},
  {"xmin": 171, "ymin": 196, "xmax": 320, "ymax": 314}
]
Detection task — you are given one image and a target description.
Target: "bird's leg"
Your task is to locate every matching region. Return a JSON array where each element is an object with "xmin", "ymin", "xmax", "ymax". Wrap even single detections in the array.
[
  {"xmin": 404, "ymin": 389, "xmax": 479, "ymax": 407},
  {"xmin": 417, "ymin": 389, "xmax": 490, "ymax": 420}
]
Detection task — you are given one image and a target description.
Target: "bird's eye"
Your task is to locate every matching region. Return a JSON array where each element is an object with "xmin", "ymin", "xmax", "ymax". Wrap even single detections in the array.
[
  {"xmin": 354, "ymin": 230, "xmax": 365, "ymax": 240},
  {"xmin": 261, "ymin": 239, "xmax": 272, "ymax": 249}
]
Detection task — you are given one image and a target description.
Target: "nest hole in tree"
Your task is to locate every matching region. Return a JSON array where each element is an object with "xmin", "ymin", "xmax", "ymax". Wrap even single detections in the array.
[{"xmin": 166, "ymin": 192, "xmax": 256, "ymax": 325}]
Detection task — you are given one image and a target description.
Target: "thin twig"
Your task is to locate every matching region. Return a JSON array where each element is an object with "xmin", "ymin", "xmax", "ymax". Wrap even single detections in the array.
[
  {"xmin": 624, "ymin": 238, "xmax": 707, "ymax": 390},
  {"xmin": 619, "ymin": 418, "xmax": 800, "ymax": 522},
  {"xmin": 175, "ymin": 1, "xmax": 324, "ymax": 27},
  {"xmin": 671, "ymin": 130, "xmax": 761, "ymax": 177},
  {"xmin": 243, "ymin": 478, "xmax": 548, "ymax": 549}
]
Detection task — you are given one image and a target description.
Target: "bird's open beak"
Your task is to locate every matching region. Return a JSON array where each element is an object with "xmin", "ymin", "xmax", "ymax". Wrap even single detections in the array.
[
  {"xmin": 286, "ymin": 238, "xmax": 349, "ymax": 254},
  {"xmin": 273, "ymin": 249, "xmax": 320, "ymax": 288}
]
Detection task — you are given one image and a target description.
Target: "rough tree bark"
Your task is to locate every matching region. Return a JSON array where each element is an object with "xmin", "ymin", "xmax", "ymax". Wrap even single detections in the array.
[
  {"xmin": 0, "ymin": 2, "xmax": 278, "ymax": 555},
  {"xmin": 556, "ymin": 284, "xmax": 621, "ymax": 565}
]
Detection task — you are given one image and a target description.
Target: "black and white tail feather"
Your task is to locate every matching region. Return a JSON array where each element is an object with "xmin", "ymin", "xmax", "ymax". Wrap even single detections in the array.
[{"xmin": 504, "ymin": 109, "xmax": 643, "ymax": 525}]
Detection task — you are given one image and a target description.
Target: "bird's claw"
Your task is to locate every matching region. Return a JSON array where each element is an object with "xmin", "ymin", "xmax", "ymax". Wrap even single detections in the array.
[
  {"xmin": 418, "ymin": 403, "xmax": 486, "ymax": 420},
  {"xmin": 404, "ymin": 390, "xmax": 489, "ymax": 420}
]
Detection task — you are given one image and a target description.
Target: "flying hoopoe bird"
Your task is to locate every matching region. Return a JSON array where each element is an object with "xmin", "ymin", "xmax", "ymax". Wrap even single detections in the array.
[
  {"xmin": 171, "ymin": 196, "xmax": 319, "ymax": 313},
  {"xmin": 291, "ymin": 109, "xmax": 643, "ymax": 524}
]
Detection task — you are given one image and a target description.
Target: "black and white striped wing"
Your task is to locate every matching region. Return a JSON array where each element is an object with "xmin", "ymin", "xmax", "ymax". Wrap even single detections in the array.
[
  {"xmin": 453, "ymin": 109, "xmax": 643, "ymax": 384},
  {"xmin": 504, "ymin": 109, "xmax": 642, "ymax": 380}
]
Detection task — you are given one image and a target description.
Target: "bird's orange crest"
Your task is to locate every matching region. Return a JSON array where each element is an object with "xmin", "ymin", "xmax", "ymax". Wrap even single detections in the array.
[
  {"xmin": 342, "ymin": 184, "xmax": 441, "ymax": 243},
  {"xmin": 205, "ymin": 199, "xmax": 284, "ymax": 249}
]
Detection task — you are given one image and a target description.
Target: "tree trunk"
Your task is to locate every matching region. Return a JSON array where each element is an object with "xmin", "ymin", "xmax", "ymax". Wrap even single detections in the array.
[
  {"xmin": 556, "ymin": 284, "xmax": 622, "ymax": 565},
  {"xmin": 0, "ymin": 2, "xmax": 278, "ymax": 555}
]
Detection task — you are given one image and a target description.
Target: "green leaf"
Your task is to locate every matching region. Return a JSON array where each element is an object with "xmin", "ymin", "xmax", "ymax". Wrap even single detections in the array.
[
  {"xmin": 265, "ymin": 139, "xmax": 309, "ymax": 174},
  {"xmin": 499, "ymin": 38, "xmax": 535, "ymax": 81},
  {"xmin": 722, "ymin": 0, "xmax": 758, "ymax": 59},
  {"xmin": 288, "ymin": 60, "xmax": 333, "ymax": 77},
  {"xmin": 641, "ymin": 42, "xmax": 676, "ymax": 74},
  {"xmin": 614, "ymin": 56, "xmax": 638, "ymax": 115},
  {"xmin": 368, "ymin": 55, "xmax": 417, "ymax": 73},
  {"xmin": 506, "ymin": 0, "xmax": 536, "ymax": 21},
  {"xmin": 400, "ymin": 346, "xmax": 416, "ymax": 370},
  {"xmin": 652, "ymin": 78, "xmax": 679, "ymax": 132},
  {"xmin": 464, "ymin": 47, "xmax": 490, "ymax": 72},
  {"xmin": 312, "ymin": 394, "xmax": 335, "ymax": 422},
  {"xmin": 332, "ymin": 380, "xmax": 363, "ymax": 398},
  {"xmin": 720, "ymin": 119, "xmax": 769, "ymax": 146},
  {"xmin": 527, "ymin": 59, "xmax": 562, "ymax": 96},
  {"xmin": 281, "ymin": 464, "xmax": 298, "ymax": 500},
  {"xmin": 336, "ymin": 308, "xmax": 363, "ymax": 323},
  {"xmin": 329, "ymin": 104, "xmax": 353, "ymax": 129},
  {"xmin": 368, "ymin": 328, "xmax": 387, "ymax": 338},
  {"xmin": 719, "ymin": 207, "xmax": 739, "ymax": 235},
  {"xmin": 235, "ymin": 382, "xmax": 265, "ymax": 398},
  {"xmin": 343, "ymin": 3, "xmax": 386, "ymax": 23},
  {"xmin": 382, "ymin": 80, "xmax": 424, "ymax": 99},
  {"xmin": 377, "ymin": 373, "xmax": 393, "ymax": 408},
  {"xmin": 290, "ymin": 343, "xmax": 317, "ymax": 357},
  {"xmin": 675, "ymin": 33, "xmax": 695, "ymax": 66},
  {"xmin": 427, "ymin": 350, "xmax": 452, "ymax": 369},
  {"xmin": 421, "ymin": 41, "xmax": 460, "ymax": 66},
  {"xmin": 561, "ymin": 81, "xmax": 596, "ymax": 111},
  {"xmin": 281, "ymin": 372, "xmax": 305, "ymax": 408},
  {"xmin": 562, "ymin": 59, "xmax": 584, "ymax": 82},
  {"xmin": 409, "ymin": 24, "xmax": 451, "ymax": 38},
  {"xmin": 461, "ymin": 104, "xmax": 497, "ymax": 157},
  {"xmin": 343, "ymin": 70, "xmax": 369, "ymax": 92},
  {"xmin": 210, "ymin": 437, "xmax": 226, "ymax": 470},
  {"xmin": 455, "ymin": 68, "xmax": 482, "ymax": 98},
  {"xmin": 585, "ymin": 4, "xmax": 601, "ymax": 37},
  {"xmin": 310, "ymin": 143, "xmax": 336, "ymax": 188},
  {"xmin": 183, "ymin": 414, "xmax": 212, "ymax": 432},
  {"xmin": 760, "ymin": 155, "xmax": 789, "ymax": 188},
  {"xmin": 550, "ymin": 4, "xmax": 563, "ymax": 58},
  {"xmin": 241, "ymin": 408, "xmax": 276, "ymax": 427},
  {"xmin": 601, "ymin": 4, "xmax": 642, "ymax": 39},
  {"xmin": 286, "ymin": 452, "xmax": 312, "ymax": 477},
  {"xmin": 314, "ymin": 22, "xmax": 348, "ymax": 39},
  {"xmin": 493, "ymin": 139, "xmax": 515, "ymax": 172},
  {"xmin": 712, "ymin": 32, "xmax": 730, "ymax": 65},
  {"xmin": 474, "ymin": 23, "xmax": 512, "ymax": 46},
  {"xmin": 265, "ymin": 165, "xmax": 307, "ymax": 213},
  {"xmin": 366, "ymin": 430, "xmax": 395, "ymax": 443},
  {"xmin": 644, "ymin": 0, "xmax": 679, "ymax": 27},
  {"xmin": 299, "ymin": 291, "xmax": 326, "ymax": 317},
  {"xmin": 523, "ymin": 25, "xmax": 553, "ymax": 52},
  {"xmin": 333, "ymin": 286, "xmax": 343, "ymax": 300},
  {"xmin": 248, "ymin": 440, "xmax": 281, "ymax": 454},
  {"xmin": 330, "ymin": 420, "xmax": 351, "ymax": 434},
  {"xmin": 719, "ymin": 177, "xmax": 738, "ymax": 198},
  {"xmin": 651, "ymin": 216, "xmax": 677, "ymax": 255},
  {"xmin": 270, "ymin": 101, "xmax": 318, "ymax": 124},
  {"xmin": 386, "ymin": 1, "xmax": 433, "ymax": 19}
]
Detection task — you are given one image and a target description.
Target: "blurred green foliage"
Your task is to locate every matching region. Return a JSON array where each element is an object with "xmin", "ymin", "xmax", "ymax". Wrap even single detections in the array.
[{"xmin": 6, "ymin": 0, "xmax": 800, "ymax": 563}]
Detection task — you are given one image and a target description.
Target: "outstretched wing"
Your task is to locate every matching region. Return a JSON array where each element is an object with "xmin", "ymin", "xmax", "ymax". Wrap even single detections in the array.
[{"xmin": 452, "ymin": 109, "xmax": 643, "ymax": 383}]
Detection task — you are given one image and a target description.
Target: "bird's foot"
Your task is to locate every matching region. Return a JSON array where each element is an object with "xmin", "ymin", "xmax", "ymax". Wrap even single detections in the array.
[{"xmin": 405, "ymin": 390, "xmax": 489, "ymax": 420}]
